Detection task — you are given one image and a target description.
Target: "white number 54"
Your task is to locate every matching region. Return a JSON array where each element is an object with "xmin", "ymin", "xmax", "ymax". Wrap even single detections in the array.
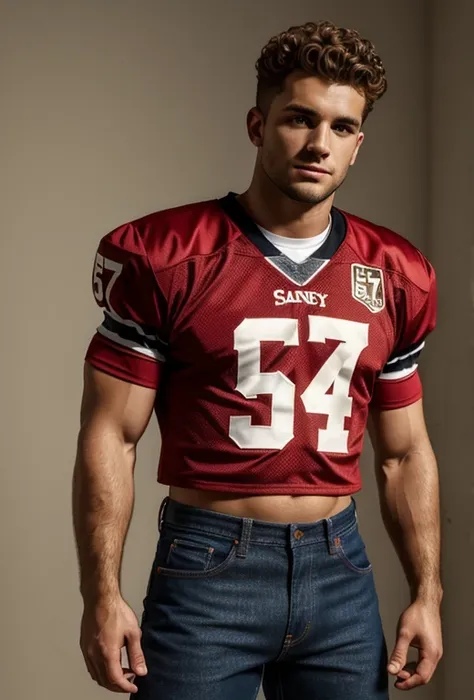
[{"xmin": 229, "ymin": 316, "xmax": 369, "ymax": 454}]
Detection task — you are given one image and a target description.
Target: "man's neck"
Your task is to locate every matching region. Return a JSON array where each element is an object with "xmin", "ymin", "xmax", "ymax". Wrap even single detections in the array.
[{"xmin": 237, "ymin": 180, "xmax": 334, "ymax": 240}]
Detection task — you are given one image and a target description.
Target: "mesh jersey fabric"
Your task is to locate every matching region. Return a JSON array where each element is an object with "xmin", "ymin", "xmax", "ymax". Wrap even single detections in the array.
[{"xmin": 85, "ymin": 192, "xmax": 437, "ymax": 495}]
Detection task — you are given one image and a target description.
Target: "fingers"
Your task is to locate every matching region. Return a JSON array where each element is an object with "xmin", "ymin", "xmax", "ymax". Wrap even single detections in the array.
[
  {"xmin": 84, "ymin": 642, "xmax": 139, "ymax": 694},
  {"xmin": 394, "ymin": 655, "xmax": 439, "ymax": 690},
  {"xmin": 396, "ymin": 663, "xmax": 414, "ymax": 682},
  {"xmin": 126, "ymin": 629, "xmax": 148, "ymax": 677},
  {"xmin": 83, "ymin": 653, "xmax": 100, "ymax": 685},
  {"xmin": 80, "ymin": 599, "xmax": 148, "ymax": 693},
  {"xmin": 101, "ymin": 645, "xmax": 139, "ymax": 693},
  {"xmin": 387, "ymin": 628, "xmax": 411, "ymax": 676}
]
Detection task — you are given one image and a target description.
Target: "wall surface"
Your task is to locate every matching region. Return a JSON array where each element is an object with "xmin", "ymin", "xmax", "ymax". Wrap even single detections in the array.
[
  {"xmin": 424, "ymin": 1, "xmax": 474, "ymax": 698},
  {"xmin": 0, "ymin": 1, "xmax": 452, "ymax": 698}
]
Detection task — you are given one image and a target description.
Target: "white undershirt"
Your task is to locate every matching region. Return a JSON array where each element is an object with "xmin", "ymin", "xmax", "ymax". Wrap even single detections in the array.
[{"xmin": 257, "ymin": 216, "xmax": 332, "ymax": 263}]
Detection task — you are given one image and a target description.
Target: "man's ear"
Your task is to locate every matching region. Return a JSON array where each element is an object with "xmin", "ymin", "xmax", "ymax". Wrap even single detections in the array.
[
  {"xmin": 246, "ymin": 107, "xmax": 265, "ymax": 147},
  {"xmin": 350, "ymin": 131, "xmax": 365, "ymax": 166}
]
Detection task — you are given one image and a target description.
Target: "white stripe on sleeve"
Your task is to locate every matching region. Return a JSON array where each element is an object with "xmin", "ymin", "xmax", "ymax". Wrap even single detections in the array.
[
  {"xmin": 385, "ymin": 341, "xmax": 425, "ymax": 366},
  {"xmin": 97, "ymin": 325, "xmax": 166, "ymax": 361},
  {"xmin": 378, "ymin": 364, "xmax": 418, "ymax": 381}
]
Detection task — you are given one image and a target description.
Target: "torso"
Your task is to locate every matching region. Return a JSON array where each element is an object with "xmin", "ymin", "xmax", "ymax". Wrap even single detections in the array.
[
  {"xmin": 169, "ymin": 486, "xmax": 352, "ymax": 522},
  {"xmin": 90, "ymin": 192, "xmax": 433, "ymax": 510},
  {"xmin": 154, "ymin": 197, "xmax": 394, "ymax": 498}
]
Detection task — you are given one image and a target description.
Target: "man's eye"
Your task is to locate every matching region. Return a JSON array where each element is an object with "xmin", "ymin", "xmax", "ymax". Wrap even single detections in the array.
[
  {"xmin": 292, "ymin": 116, "xmax": 311, "ymax": 127},
  {"xmin": 334, "ymin": 124, "xmax": 353, "ymax": 134}
]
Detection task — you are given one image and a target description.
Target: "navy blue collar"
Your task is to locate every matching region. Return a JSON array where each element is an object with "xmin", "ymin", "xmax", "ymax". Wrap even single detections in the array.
[{"xmin": 218, "ymin": 191, "xmax": 347, "ymax": 261}]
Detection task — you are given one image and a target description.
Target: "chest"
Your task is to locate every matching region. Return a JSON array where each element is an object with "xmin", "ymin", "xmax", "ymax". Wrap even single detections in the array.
[{"xmin": 165, "ymin": 254, "xmax": 396, "ymax": 384}]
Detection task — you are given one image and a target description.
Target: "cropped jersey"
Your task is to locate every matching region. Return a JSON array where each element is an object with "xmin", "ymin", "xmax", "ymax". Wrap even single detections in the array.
[{"xmin": 85, "ymin": 192, "xmax": 436, "ymax": 495}]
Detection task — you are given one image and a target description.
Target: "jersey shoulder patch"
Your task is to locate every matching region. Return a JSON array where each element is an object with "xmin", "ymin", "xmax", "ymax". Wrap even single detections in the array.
[{"xmin": 341, "ymin": 210, "xmax": 433, "ymax": 294}]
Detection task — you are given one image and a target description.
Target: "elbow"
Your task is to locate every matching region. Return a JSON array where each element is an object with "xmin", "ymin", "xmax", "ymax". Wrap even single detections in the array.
[
  {"xmin": 376, "ymin": 450, "xmax": 407, "ymax": 473},
  {"xmin": 376, "ymin": 441, "xmax": 435, "ymax": 481},
  {"xmin": 77, "ymin": 416, "xmax": 134, "ymax": 453},
  {"xmin": 374, "ymin": 450, "xmax": 412, "ymax": 487}
]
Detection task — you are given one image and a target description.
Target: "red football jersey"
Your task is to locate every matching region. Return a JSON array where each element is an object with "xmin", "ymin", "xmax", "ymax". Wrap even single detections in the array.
[{"xmin": 85, "ymin": 192, "xmax": 436, "ymax": 495}]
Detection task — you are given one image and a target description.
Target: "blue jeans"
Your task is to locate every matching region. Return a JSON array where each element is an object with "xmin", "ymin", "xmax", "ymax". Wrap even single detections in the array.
[{"xmin": 135, "ymin": 496, "xmax": 389, "ymax": 699}]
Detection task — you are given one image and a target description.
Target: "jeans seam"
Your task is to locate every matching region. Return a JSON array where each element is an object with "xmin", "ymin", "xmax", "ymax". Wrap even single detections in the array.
[
  {"xmin": 274, "ymin": 636, "xmax": 291, "ymax": 662},
  {"xmin": 288, "ymin": 621, "xmax": 312, "ymax": 647}
]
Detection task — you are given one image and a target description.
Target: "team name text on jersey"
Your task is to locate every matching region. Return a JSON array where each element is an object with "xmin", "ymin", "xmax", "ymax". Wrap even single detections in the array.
[{"xmin": 274, "ymin": 289, "xmax": 328, "ymax": 307}]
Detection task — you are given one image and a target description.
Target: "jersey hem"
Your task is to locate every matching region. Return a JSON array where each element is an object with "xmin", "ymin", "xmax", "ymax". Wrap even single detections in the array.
[
  {"xmin": 85, "ymin": 356, "xmax": 159, "ymax": 390},
  {"xmin": 157, "ymin": 477, "xmax": 362, "ymax": 496},
  {"xmin": 374, "ymin": 391, "xmax": 423, "ymax": 410}
]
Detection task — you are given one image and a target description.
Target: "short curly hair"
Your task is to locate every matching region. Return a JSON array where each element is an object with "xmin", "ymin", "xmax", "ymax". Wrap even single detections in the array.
[{"xmin": 256, "ymin": 21, "xmax": 387, "ymax": 121}]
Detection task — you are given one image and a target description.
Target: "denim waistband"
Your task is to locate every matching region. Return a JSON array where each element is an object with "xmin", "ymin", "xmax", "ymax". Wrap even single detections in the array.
[{"xmin": 158, "ymin": 495, "xmax": 359, "ymax": 550}]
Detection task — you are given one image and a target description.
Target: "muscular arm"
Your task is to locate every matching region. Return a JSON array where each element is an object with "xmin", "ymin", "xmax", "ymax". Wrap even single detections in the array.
[
  {"xmin": 368, "ymin": 399, "xmax": 442, "ymax": 605},
  {"xmin": 73, "ymin": 363, "xmax": 156, "ymax": 603},
  {"xmin": 72, "ymin": 363, "xmax": 156, "ymax": 693},
  {"xmin": 368, "ymin": 398, "xmax": 443, "ymax": 689}
]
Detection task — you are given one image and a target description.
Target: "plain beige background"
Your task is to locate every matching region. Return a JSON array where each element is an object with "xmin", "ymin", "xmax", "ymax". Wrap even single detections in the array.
[{"xmin": 1, "ymin": 1, "xmax": 473, "ymax": 699}]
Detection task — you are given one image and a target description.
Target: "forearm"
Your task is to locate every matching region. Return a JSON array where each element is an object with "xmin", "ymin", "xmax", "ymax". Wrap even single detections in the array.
[
  {"xmin": 73, "ymin": 423, "xmax": 135, "ymax": 605},
  {"xmin": 376, "ymin": 444, "xmax": 442, "ymax": 605}
]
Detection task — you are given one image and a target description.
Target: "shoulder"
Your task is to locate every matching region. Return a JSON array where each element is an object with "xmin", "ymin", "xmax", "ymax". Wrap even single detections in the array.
[
  {"xmin": 98, "ymin": 196, "xmax": 238, "ymax": 269},
  {"xmin": 341, "ymin": 209, "xmax": 435, "ymax": 293}
]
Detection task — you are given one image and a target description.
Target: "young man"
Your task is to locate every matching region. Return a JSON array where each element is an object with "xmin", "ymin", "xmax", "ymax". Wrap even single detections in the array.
[{"xmin": 73, "ymin": 20, "xmax": 443, "ymax": 700}]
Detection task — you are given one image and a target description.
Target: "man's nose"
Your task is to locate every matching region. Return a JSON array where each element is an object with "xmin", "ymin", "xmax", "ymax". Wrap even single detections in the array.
[{"xmin": 306, "ymin": 124, "xmax": 331, "ymax": 158}]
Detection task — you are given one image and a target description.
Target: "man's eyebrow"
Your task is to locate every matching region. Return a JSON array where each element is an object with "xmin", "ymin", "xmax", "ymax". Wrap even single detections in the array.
[
  {"xmin": 283, "ymin": 103, "xmax": 361, "ymax": 128},
  {"xmin": 333, "ymin": 115, "xmax": 361, "ymax": 128}
]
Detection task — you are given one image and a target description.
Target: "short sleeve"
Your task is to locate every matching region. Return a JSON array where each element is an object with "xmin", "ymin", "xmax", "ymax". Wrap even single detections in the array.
[
  {"xmin": 85, "ymin": 223, "xmax": 167, "ymax": 389},
  {"xmin": 372, "ymin": 258, "xmax": 437, "ymax": 410}
]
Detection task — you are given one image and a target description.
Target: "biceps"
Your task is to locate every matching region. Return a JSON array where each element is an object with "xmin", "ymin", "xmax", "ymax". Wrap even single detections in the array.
[
  {"xmin": 80, "ymin": 363, "xmax": 156, "ymax": 446},
  {"xmin": 368, "ymin": 399, "xmax": 430, "ymax": 461}
]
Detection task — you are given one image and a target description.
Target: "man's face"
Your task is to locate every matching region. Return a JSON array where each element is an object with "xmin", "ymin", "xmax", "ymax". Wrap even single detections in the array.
[{"xmin": 250, "ymin": 72, "xmax": 366, "ymax": 205}]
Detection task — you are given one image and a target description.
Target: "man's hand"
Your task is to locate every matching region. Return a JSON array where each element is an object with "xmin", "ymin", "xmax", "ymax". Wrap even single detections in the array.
[
  {"xmin": 80, "ymin": 596, "xmax": 148, "ymax": 694},
  {"xmin": 388, "ymin": 600, "xmax": 443, "ymax": 691}
]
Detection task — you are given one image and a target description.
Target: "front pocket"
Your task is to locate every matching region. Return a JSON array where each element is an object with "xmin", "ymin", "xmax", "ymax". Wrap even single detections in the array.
[
  {"xmin": 165, "ymin": 538, "xmax": 214, "ymax": 571},
  {"xmin": 335, "ymin": 526, "xmax": 373, "ymax": 575},
  {"xmin": 157, "ymin": 529, "xmax": 239, "ymax": 579}
]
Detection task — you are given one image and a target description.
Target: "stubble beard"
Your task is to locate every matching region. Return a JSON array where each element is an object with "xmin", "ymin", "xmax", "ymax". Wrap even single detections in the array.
[
  {"xmin": 281, "ymin": 180, "xmax": 341, "ymax": 205},
  {"xmin": 263, "ymin": 159, "xmax": 349, "ymax": 206}
]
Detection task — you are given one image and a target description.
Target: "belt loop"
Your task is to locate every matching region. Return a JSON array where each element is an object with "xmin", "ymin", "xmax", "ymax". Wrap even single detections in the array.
[
  {"xmin": 352, "ymin": 496, "xmax": 359, "ymax": 524},
  {"xmin": 236, "ymin": 517, "xmax": 252, "ymax": 558},
  {"xmin": 325, "ymin": 516, "xmax": 338, "ymax": 555},
  {"xmin": 158, "ymin": 496, "xmax": 170, "ymax": 533}
]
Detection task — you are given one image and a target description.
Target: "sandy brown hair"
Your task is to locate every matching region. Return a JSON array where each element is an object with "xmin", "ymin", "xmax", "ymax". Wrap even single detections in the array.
[{"xmin": 256, "ymin": 21, "xmax": 387, "ymax": 121}]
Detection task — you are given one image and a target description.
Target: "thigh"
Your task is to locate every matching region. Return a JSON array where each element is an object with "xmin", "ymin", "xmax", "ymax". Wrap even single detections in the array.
[
  {"xmin": 135, "ymin": 521, "xmax": 269, "ymax": 700},
  {"xmin": 263, "ymin": 524, "xmax": 389, "ymax": 700},
  {"xmin": 263, "ymin": 638, "xmax": 388, "ymax": 700},
  {"xmin": 136, "ymin": 664, "xmax": 263, "ymax": 700}
]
